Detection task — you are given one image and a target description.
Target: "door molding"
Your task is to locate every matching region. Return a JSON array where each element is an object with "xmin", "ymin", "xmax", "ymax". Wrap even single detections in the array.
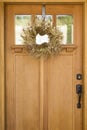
[
  {"xmin": 0, "ymin": 1, "xmax": 87, "ymax": 130},
  {"xmin": 0, "ymin": 2, "xmax": 5, "ymax": 130}
]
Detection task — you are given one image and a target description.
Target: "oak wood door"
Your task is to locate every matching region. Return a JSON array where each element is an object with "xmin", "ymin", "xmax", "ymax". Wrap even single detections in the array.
[{"xmin": 5, "ymin": 4, "xmax": 83, "ymax": 130}]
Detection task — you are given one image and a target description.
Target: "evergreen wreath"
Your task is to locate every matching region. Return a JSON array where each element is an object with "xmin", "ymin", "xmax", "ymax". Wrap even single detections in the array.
[{"xmin": 21, "ymin": 18, "xmax": 63, "ymax": 58}]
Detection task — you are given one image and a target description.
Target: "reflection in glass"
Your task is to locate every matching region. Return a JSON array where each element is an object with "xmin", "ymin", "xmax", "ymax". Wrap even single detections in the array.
[
  {"xmin": 56, "ymin": 15, "xmax": 73, "ymax": 44},
  {"xmin": 15, "ymin": 15, "xmax": 31, "ymax": 45},
  {"xmin": 36, "ymin": 34, "xmax": 50, "ymax": 45}
]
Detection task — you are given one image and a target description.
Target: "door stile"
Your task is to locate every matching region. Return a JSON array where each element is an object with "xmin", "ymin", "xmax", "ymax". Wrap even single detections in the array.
[
  {"xmin": 40, "ymin": 57, "xmax": 44, "ymax": 130},
  {"xmin": 0, "ymin": 2, "xmax": 5, "ymax": 130},
  {"xmin": 40, "ymin": 57, "xmax": 48, "ymax": 130}
]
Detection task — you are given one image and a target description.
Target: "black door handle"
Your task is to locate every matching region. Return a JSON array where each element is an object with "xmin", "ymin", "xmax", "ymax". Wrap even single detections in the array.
[
  {"xmin": 77, "ymin": 94, "xmax": 81, "ymax": 108},
  {"xmin": 76, "ymin": 84, "xmax": 82, "ymax": 108}
]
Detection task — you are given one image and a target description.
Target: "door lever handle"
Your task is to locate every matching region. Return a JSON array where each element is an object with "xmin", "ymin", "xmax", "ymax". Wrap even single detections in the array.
[
  {"xmin": 77, "ymin": 94, "xmax": 81, "ymax": 108},
  {"xmin": 76, "ymin": 84, "xmax": 82, "ymax": 108}
]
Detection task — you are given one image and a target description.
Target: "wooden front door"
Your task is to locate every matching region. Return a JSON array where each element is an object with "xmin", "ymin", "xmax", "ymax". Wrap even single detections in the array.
[{"xmin": 5, "ymin": 4, "xmax": 83, "ymax": 130}]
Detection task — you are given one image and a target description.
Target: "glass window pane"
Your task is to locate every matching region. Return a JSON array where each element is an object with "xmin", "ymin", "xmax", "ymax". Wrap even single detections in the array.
[
  {"xmin": 36, "ymin": 15, "xmax": 53, "ymax": 25},
  {"xmin": 56, "ymin": 15, "xmax": 73, "ymax": 44},
  {"xmin": 15, "ymin": 15, "xmax": 32, "ymax": 45},
  {"xmin": 35, "ymin": 15, "xmax": 53, "ymax": 44}
]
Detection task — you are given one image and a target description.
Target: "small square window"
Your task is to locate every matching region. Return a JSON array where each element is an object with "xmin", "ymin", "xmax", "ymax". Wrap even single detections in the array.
[
  {"xmin": 56, "ymin": 15, "xmax": 73, "ymax": 44},
  {"xmin": 15, "ymin": 15, "xmax": 32, "ymax": 45}
]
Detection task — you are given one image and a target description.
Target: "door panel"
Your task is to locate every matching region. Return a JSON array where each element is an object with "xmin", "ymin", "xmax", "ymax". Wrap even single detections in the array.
[
  {"xmin": 5, "ymin": 4, "xmax": 83, "ymax": 130},
  {"xmin": 15, "ymin": 56, "xmax": 40, "ymax": 130},
  {"xmin": 47, "ymin": 56, "xmax": 73, "ymax": 130}
]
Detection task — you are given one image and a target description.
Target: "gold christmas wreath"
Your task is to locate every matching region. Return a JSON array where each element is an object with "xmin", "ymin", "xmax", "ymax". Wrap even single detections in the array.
[{"xmin": 21, "ymin": 19, "xmax": 63, "ymax": 58}]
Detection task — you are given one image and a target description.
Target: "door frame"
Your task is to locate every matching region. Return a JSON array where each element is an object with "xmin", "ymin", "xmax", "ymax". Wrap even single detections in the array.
[{"xmin": 0, "ymin": 1, "xmax": 87, "ymax": 130}]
